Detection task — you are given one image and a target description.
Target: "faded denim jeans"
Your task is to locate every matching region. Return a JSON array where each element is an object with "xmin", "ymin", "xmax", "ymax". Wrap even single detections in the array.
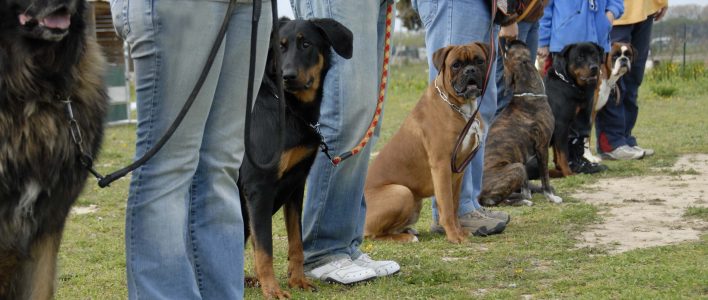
[
  {"xmin": 111, "ymin": 0, "xmax": 271, "ymax": 298},
  {"xmin": 289, "ymin": 0, "xmax": 393, "ymax": 269}
]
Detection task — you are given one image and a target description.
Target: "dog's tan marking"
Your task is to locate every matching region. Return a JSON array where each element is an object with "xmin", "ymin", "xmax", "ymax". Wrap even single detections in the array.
[
  {"xmin": 278, "ymin": 146, "xmax": 316, "ymax": 179},
  {"xmin": 292, "ymin": 54, "xmax": 324, "ymax": 103},
  {"xmin": 24, "ymin": 233, "xmax": 61, "ymax": 300},
  {"xmin": 284, "ymin": 203, "xmax": 315, "ymax": 291},
  {"xmin": 254, "ymin": 248, "xmax": 290, "ymax": 299}
]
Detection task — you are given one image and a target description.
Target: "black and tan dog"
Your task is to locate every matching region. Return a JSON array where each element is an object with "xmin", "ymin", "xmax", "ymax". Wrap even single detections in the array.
[
  {"xmin": 0, "ymin": 0, "xmax": 107, "ymax": 298},
  {"xmin": 479, "ymin": 40, "xmax": 561, "ymax": 206},
  {"xmin": 238, "ymin": 17, "xmax": 352, "ymax": 298},
  {"xmin": 364, "ymin": 42, "xmax": 488, "ymax": 244},
  {"xmin": 544, "ymin": 42, "xmax": 604, "ymax": 177}
]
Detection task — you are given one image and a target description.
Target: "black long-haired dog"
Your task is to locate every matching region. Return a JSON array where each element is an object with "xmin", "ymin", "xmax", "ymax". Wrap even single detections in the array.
[
  {"xmin": 238, "ymin": 17, "xmax": 352, "ymax": 298},
  {"xmin": 0, "ymin": 0, "xmax": 107, "ymax": 298}
]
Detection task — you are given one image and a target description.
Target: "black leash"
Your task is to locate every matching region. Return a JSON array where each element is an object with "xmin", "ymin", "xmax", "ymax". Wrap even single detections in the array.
[{"xmin": 71, "ymin": 0, "xmax": 283, "ymax": 188}]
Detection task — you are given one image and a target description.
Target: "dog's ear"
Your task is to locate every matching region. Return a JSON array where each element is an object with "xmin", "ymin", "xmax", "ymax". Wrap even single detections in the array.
[
  {"xmin": 310, "ymin": 18, "xmax": 353, "ymax": 59},
  {"xmin": 592, "ymin": 42, "xmax": 605, "ymax": 64},
  {"xmin": 474, "ymin": 42, "xmax": 492, "ymax": 60},
  {"xmin": 278, "ymin": 16, "xmax": 291, "ymax": 29},
  {"xmin": 553, "ymin": 43, "xmax": 574, "ymax": 75},
  {"xmin": 432, "ymin": 45, "xmax": 454, "ymax": 74}
]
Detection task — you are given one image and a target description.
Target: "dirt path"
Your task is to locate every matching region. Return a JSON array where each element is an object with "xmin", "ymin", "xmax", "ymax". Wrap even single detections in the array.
[{"xmin": 574, "ymin": 154, "xmax": 708, "ymax": 253}]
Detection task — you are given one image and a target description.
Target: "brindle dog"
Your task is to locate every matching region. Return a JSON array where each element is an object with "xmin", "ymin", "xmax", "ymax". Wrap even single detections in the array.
[
  {"xmin": 479, "ymin": 40, "xmax": 562, "ymax": 206},
  {"xmin": 0, "ymin": 0, "xmax": 107, "ymax": 298}
]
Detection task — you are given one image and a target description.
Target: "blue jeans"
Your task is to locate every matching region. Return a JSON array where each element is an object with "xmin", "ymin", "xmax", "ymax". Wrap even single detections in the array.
[
  {"xmin": 413, "ymin": 0, "xmax": 498, "ymax": 223},
  {"xmin": 290, "ymin": 0, "xmax": 392, "ymax": 269},
  {"xmin": 112, "ymin": 0, "xmax": 271, "ymax": 298},
  {"xmin": 596, "ymin": 17, "xmax": 653, "ymax": 152},
  {"xmin": 495, "ymin": 20, "xmax": 540, "ymax": 115}
]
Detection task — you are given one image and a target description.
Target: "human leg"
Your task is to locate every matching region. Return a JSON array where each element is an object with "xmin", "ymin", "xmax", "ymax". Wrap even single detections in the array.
[
  {"xmin": 619, "ymin": 18, "xmax": 653, "ymax": 149},
  {"xmin": 187, "ymin": 1, "xmax": 271, "ymax": 298},
  {"xmin": 123, "ymin": 0, "xmax": 268, "ymax": 298},
  {"xmin": 291, "ymin": 0, "xmax": 392, "ymax": 275}
]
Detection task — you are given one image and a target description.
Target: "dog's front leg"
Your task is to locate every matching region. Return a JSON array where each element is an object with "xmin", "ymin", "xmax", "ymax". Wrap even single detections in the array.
[
  {"xmin": 283, "ymin": 185, "xmax": 316, "ymax": 292},
  {"xmin": 430, "ymin": 164, "xmax": 466, "ymax": 243},
  {"xmin": 246, "ymin": 189, "xmax": 290, "ymax": 299},
  {"xmin": 536, "ymin": 144, "xmax": 563, "ymax": 203}
]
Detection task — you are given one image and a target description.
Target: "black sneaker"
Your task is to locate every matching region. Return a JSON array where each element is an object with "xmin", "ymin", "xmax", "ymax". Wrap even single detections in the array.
[{"xmin": 569, "ymin": 159, "xmax": 608, "ymax": 174}]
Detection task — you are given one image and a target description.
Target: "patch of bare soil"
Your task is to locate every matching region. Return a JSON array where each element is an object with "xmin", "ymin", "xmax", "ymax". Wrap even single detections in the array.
[
  {"xmin": 71, "ymin": 204, "xmax": 98, "ymax": 215},
  {"xmin": 574, "ymin": 154, "xmax": 708, "ymax": 253}
]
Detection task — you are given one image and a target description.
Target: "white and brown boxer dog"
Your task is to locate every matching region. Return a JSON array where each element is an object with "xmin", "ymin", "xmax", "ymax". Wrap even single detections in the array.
[
  {"xmin": 364, "ymin": 42, "xmax": 489, "ymax": 244},
  {"xmin": 584, "ymin": 42, "xmax": 635, "ymax": 163}
]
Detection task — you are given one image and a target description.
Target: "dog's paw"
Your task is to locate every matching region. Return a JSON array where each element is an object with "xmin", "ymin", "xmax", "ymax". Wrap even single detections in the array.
[
  {"xmin": 519, "ymin": 199, "xmax": 534, "ymax": 206},
  {"xmin": 288, "ymin": 276, "xmax": 317, "ymax": 292},
  {"xmin": 521, "ymin": 188, "xmax": 533, "ymax": 200},
  {"xmin": 545, "ymin": 193, "xmax": 563, "ymax": 203}
]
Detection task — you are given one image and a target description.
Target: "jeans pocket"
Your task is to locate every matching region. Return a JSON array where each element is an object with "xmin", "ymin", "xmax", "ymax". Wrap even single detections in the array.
[
  {"xmin": 110, "ymin": 0, "xmax": 131, "ymax": 40},
  {"xmin": 413, "ymin": 0, "xmax": 437, "ymax": 28}
]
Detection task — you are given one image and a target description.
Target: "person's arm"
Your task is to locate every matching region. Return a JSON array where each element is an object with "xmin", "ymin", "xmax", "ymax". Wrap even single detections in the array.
[
  {"xmin": 654, "ymin": 6, "xmax": 668, "ymax": 21},
  {"xmin": 537, "ymin": 0, "xmax": 553, "ymax": 59},
  {"xmin": 606, "ymin": 0, "xmax": 624, "ymax": 21},
  {"xmin": 499, "ymin": 23, "xmax": 518, "ymax": 41}
]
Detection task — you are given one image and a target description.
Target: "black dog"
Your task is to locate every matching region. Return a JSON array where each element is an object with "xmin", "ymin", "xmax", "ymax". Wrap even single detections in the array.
[
  {"xmin": 0, "ymin": 0, "xmax": 107, "ymax": 298},
  {"xmin": 238, "ymin": 17, "xmax": 352, "ymax": 299},
  {"xmin": 544, "ymin": 42, "xmax": 603, "ymax": 177},
  {"xmin": 479, "ymin": 40, "xmax": 561, "ymax": 206}
]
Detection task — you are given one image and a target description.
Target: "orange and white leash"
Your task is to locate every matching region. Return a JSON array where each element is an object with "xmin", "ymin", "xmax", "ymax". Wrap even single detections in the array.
[{"xmin": 327, "ymin": 3, "xmax": 393, "ymax": 166}]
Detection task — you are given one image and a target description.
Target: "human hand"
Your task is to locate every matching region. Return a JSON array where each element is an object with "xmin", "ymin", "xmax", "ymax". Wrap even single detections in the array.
[
  {"xmin": 537, "ymin": 47, "xmax": 549, "ymax": 60},
  {"xmin": 654, "ymin": 6, "xmax": 668, "ymax": 22},
  {"xmin": 499, "ymin": 23, "xmax": 518, "ymax": 41},
  {"xmin": 606, "ymin": 11, "xmax": 615, "ymax": 24}
]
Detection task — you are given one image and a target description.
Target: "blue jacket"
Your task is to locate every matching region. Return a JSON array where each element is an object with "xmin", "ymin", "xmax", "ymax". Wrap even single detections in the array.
[{"xmin": 539, "ymin": 0, "xmax": 624, "ymax": 53}]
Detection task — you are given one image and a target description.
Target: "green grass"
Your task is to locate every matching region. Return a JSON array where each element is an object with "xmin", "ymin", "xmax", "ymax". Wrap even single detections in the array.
[{"xmin": 56, "ymin": 63, "xmax": 708, "ymax": 299}]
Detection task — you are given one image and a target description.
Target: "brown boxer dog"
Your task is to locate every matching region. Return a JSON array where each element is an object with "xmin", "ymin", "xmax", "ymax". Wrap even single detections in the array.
[
  {"xmin": 479, "ymin": 40, "xmax": 562, "ymax": 206},
  {"xmin": 364, "ymin": 42, "xmax": 489, "ymax": 244}
]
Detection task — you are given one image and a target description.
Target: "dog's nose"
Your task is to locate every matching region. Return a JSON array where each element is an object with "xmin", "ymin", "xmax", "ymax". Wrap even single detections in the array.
[
  {"xmin": 590, "ymin": 65, "xmax": 599, "ymax": 76},
  {"xmin": 283, "ymin": 70, "xmax": 297, "ymax": 81},
  {"xmin": 464, "ymin": 67, "xmax": 476, "ymax": 75}
]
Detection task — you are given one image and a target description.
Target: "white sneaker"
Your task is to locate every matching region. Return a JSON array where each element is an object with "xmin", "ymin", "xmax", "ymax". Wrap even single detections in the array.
[
  {"xmin": 304, "ymin": 257, "xmax": 376, "ymax": 285},
  {"xmin": 353, "ymin": 254, "xmax": 400, "ymax": 277},
  {"xmin": 601, "ymin": 145, "xmax": 645, "ymax": 160},
  {"xmin": 633, "ymin": 145, "xmax": 654, "ymax": 157}
]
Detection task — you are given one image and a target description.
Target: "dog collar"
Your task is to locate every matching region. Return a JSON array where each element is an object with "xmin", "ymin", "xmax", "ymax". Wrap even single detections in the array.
[
  {"xmin": 434, "ymin": 77, "xmax": 472, "ymax": 120},
  {"xmin": 553, "ymin": 69, "xmax": 572, "ymax": 85},
  {"xmin": 513, "ymin": 93, "xmax": 547, "ymax": 98}
]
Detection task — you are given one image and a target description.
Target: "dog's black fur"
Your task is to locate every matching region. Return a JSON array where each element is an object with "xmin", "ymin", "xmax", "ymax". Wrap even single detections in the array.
[
  {"xmin": 544, "ymin": 42, "xmax": 603, "ymax": 177},
  {"xmin": 0, "ymin": 0, "xmax": 107, "ymax": 297},
  {"xmin": 238, "ymin": 17, "xmax": 352, "ymax": 298}
]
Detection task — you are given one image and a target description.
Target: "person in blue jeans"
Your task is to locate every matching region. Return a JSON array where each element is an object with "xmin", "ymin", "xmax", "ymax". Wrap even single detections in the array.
[
  {"xmin": 538, "ymin": 0, "xmax": 624, "ymax": 174},
  {"xmin": 112, "ymin": 0, "xmax": 271, "ymax": 298},
  {"xmin": 289, "ymin": 0, "xmax": 401, "ymax": 285},
  {"xmin": 413, "ymin": 0, "xmax": 511, "ymax": 237},
  {"xmin": 595, "ymin": 1, "xmax": 667, "ymax": 160},
  {"xmin": 495, "ymin": 0, "xmax": 548, "ymax": 115}
]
